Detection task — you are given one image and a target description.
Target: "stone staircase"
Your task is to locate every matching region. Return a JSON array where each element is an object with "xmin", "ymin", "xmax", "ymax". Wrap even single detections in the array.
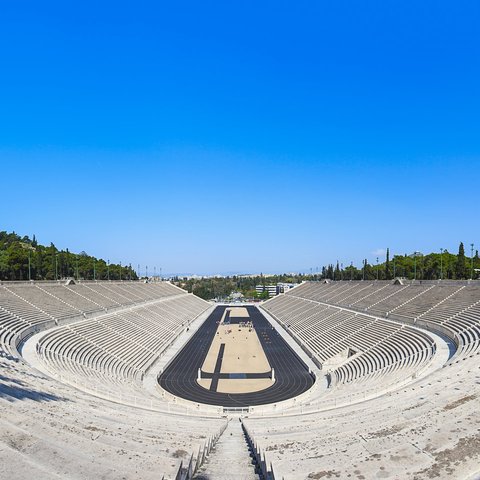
[{"xmin": 193, "ymin": 419, "xmax": 259, "ymax": 480}]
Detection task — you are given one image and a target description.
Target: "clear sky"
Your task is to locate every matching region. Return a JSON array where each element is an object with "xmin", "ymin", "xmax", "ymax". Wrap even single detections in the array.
[{"xmin": 1, "ymin": 1, "xmax": 479, "ymax": 275}]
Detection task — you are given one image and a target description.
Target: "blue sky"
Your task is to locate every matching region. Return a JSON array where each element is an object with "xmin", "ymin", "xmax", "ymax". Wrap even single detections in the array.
[{"xmin": 1, "ymin": 1, "xmax": 479, "ymax": 274}]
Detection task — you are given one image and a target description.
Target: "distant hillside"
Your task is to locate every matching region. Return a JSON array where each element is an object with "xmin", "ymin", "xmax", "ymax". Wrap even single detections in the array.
[{"xmin": 0, "ymin": 231, "xmax": 137, "ymax": 281}]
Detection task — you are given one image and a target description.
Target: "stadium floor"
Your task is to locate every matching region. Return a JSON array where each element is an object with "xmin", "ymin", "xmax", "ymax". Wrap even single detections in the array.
[{"xmin": 158, "ymin": 305, "xmax": 315, "ymax": 407}]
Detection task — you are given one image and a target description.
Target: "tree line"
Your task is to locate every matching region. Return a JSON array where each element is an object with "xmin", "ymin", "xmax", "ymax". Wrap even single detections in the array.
[
  {"xmin": 0, "ymin": 231, "xmax": 138, "ymax": 281},
  {"xmin": 177, "ymin": 273, "xmax": 309, "ymax": 300},
  {"xmin": 176, "ymin": 242, "xmax": 479, "ymax": 300},
  {"xmin": 320, "ymin": 244, "xmax": 479, "ymax": 281}
]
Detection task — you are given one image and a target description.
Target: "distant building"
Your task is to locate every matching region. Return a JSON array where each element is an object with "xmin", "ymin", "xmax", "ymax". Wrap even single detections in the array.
[
  {"xmin": 256, "ymin": 285, "xmax": 279, "ymax": 297},
  {"xmin": 255, "ymin": 283, "xmax": 299, "ymax": 297},
  {"xmin": 277, "ymin": 282, "xmax": 298, "ymax": 293}
]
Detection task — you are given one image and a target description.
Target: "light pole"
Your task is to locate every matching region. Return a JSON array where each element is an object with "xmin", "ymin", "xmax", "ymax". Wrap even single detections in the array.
[
  {"xmin": 76, "ymin": 257, "xmax": 79, "ymax": 281},
  {"xmin": 146, "ymin": 265, "xmax": 148, "ymax": 278},
  {"xmin": 119, "ymin": 261, "xmax": 122, "ymax": 281},
  {"xmin": 154, "ymin": 266, "xmax": 156, "ymax": 280},
  {"xmin": 414, "ymin": 252, "xmax": 417, "ymax": 281},
  {"xmin": 350, "ymin": 261, "xmax": 353, "ymax": 281},
  {"xmin": 471, "ymin": 243, "xmax": 475, "ymax": 280},
  {"xmin": 440, "ymin": 248, "xmax": 444, "ymax": 280},
  {"xmin": 376, "ymin": 257, "xmax": 379, "ymax": 280},
  {"xmin": 107, "ymin": 259, "xmax": 110, "ymax": 280},
  {"xmin": 393, "ymin": 256, "xmax": 396, "ymax": 279},
  {"xmin": 28, "ymin": 250, "xmax": 31, "ymax": 281},
  {"xmin": 55, "ymin": 254, "xmax": 58, "ymax": 281},
  {"xmin": 363, "ymin": 259, "xmax": 365, "ymax": 281},
  {"xmin": 93, "ymin": 258, "xmax": 96, "ymax": 281}
]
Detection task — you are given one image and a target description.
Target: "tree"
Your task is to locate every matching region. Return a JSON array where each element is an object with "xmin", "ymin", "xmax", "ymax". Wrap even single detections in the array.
[
  {"xmin": 385, "ymin": 248, "xmax": 391, "ymax": 280},
  {"xmin": 334, "ymin": 261, "xmax": 340, "ymax": 280},
  {"xmin": 326, "ymin": 264, "xmax": 334, "ymax": 280},
  {"xmin": 456, "ymin": 242, "xmax": 467, "ymax": 279}
]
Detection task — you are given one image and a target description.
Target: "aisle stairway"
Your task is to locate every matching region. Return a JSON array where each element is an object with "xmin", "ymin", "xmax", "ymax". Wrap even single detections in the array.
[{"xmin": 194, "ymin": 420, "xmax": 259, "ymax": 480}]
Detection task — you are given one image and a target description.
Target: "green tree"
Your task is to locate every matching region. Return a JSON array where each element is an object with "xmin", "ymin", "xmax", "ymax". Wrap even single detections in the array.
[
  {"xmin": 456, "ymin": 242, "xmax": 467, "ymax": 279},
  {"xmin": 385, "ymin": 248, "xmax": 391, "ymax": 279}
]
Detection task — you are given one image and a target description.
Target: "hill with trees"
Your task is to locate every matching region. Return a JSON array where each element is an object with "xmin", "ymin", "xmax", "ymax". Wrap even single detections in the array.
[{"xmin": 0, "ymin": 231, "xmax": 137, "ymax": 281}]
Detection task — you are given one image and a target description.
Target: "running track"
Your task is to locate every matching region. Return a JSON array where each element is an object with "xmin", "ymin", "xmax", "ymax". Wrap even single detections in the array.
[{"xmin": 158, "ymin": 305, "xmax": 315, "ymax": 408}]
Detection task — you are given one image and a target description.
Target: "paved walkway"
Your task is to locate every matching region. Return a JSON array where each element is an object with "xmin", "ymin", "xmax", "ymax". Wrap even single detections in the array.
[{"xmin": 194, "ymin": 420, "xmax": 259, "ymax": 480}]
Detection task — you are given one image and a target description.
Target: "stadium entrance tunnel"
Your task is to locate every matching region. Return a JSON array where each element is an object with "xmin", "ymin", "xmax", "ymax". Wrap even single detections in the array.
[{"xmin": 158, "ymin": 305, "xmax": 315, "ymax": 407}]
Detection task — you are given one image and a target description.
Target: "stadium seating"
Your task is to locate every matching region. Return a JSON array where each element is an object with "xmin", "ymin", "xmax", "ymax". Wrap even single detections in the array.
[
  {"xmin": 262, "ymin": 289, "xmax": 436, "ymax": 388},
  {"xmin": 0, "ymin": 281, "xmax": 188, "ymax": 358},
  {"xmin": 1, "ymin": 279, "xmax": 479, "ymax": 479},
  {"xmin": 37, "ymin": 294, "xmax": 209, "ymax": 391},
  {"xmin": 280, "ymin": 281, "xmax": 480, "ymax": 361},
  {"xmin": 0, "ymin": 351, "xmax": 226, "ymax": 480}
]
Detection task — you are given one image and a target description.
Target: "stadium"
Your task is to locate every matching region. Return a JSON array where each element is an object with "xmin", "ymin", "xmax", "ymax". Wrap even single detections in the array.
[
  {"xmin": 2, "ymin": 2, "xmax": 480, "ymax": 479},
  {"xmin": 1, "ymin": 276, "xmax": 480, "ymax": 479}
]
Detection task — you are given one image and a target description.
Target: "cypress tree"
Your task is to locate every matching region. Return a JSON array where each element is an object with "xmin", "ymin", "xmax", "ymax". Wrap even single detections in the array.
[
  {"xmin": 327, "ymin": 264, "xmax": 334, "ymax": 280},
  {"xmin": 385, "ymin": 248, "xmax": 391, "ymax": 280},
  {"xmin": 456, "ymin": 242, "xmax": 467, "ymax": 279}
]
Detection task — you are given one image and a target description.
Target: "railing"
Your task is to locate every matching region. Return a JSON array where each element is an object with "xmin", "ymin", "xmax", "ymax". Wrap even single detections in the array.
[
  {"xmin": 241, "ymin": 419, "xmax": 281, "ymax": 480},
  {"xmin": 164, "ymin": 419, "xmax": 229, "ymax": 480}
]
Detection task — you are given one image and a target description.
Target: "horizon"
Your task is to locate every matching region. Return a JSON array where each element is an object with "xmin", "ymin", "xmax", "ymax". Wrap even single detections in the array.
[
  {"xmin": 1, "ymin": 1, "xmax": 479, "ymax": 274},
  {"xmin": 1, "ymin": 229, "xmax": 476, "ymax": 278}
]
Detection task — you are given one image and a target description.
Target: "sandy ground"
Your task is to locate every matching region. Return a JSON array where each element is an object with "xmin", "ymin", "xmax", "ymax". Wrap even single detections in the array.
[
  {"xmin": 197, "ymin": 377, "xmax": 273, "ymax": 394},
  {"xmin": 216, "ymin": 378, "xmax": 273, "ymax": 394},
  {"xmin": 201, "ymin": 324, "xmax": 270, "ymax": 374},
  {"xmin": 198, "ymin": 309, "xmax": 272, "ymax": 394},
  {"xmin": 198, "ymin": 378, "xmax": 212, "ymax": 389},
  {"xmin": 226, "ymin": 307, "xmax": 249, "ymax": 318}
]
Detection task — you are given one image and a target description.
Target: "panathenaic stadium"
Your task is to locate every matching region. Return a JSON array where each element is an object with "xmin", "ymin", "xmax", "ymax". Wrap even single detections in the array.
[{"xmin": 1, "ymin": 279, "xmax": 480, "ymax": 479}]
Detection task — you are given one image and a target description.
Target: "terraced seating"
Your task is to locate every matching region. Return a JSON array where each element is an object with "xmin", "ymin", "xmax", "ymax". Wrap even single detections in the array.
[
  {"xmin": 243, "ymin": 347, "xmax": 480, "ymax": 479},
  {"xmin": 334, "ymin": 327, "xmax": 434, "ymax": 386},
  {"xmin": 36, "ymin": 294, "xmax": 209, "ymax": 389},
  {"xmin": 367, "ymin": 284, "xmax": 433, "ymax": 316},
  {"xmin": 389, "ymin": 285, "xmax": 463, "ymax": 321},
  {"xmin": 0, "ymin": 281, "xmax": 193, "ymax": 356},
  {"xmin": 350, "ymin": 284, "xmax": 406, "ymax": 310},
  {"xmin": 262, "ymin": 291, "xmax": 435, "ymax": 386},
  {"xmin": 0, "ymin": 353, "xmax": 226, "ymax": 480},
  {"xmin": 6, "ymin": 285, "xmax": 82, "ymax": 320},
  {"xmin": 284, "ymin": 281, "xmax": 480, "ymax": 361}
]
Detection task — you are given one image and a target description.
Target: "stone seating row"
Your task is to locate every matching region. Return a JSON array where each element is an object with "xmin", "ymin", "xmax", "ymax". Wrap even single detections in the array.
[
  {"xmin": 262, "ymin": 293, "xmax": 435, "ymax": 385},
  {"xmin": 37, "ymin": 294, "xmax": 208, "ymax": 386},
  {"xmin": 0, "ymin": 282, "xmax": 186, "ymax": 356},
  {"xmin": 285, "ymin": 281, "xmax": 480, "ymax": 361}
]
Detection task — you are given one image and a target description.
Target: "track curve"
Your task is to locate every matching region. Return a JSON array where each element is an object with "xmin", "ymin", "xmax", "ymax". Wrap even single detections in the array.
[{"xmin": 158, "ymin": 305, "xmax": 315, "ymax": 407}]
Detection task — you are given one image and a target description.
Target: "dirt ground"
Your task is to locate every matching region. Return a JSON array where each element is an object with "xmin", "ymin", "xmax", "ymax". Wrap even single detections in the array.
[{"xmin": 198, "ymin": 309, "xmax": 273, "ymax": 394}]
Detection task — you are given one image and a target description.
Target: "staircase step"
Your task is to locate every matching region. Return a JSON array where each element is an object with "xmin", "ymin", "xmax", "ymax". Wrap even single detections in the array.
[{"xmin": 194, "ymin": 420, "xmax": 259, "ymax": 480}]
